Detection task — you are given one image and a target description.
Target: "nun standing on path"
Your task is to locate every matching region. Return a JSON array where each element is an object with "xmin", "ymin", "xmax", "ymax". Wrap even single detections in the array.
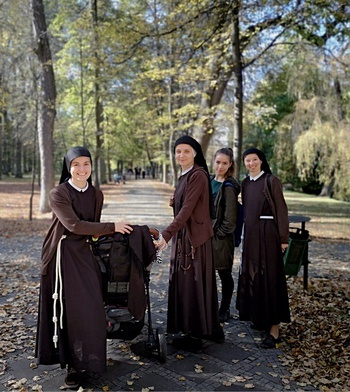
[
  {"xmin": 35, "ymin": 146, "xmax": 133, "ymax": 389},
  {"xmin": 155, "ymin": 135, "xmax": 224, "ymax": 351},
  {"xmin": 236, "ymin": 148, "xmax": 291, "ymax": 349}
]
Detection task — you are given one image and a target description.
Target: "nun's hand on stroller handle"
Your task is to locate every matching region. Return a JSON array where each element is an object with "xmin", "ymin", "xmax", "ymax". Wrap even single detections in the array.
[
  {"xmin": 114, "ymin": 222, "xmax": 133, "ymax": 234},
  {"xmin": 154, "ymin": 237, "xmax": 168, "ymax": 251}
]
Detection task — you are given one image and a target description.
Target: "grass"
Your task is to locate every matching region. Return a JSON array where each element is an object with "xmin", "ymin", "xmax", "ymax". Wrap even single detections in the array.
[{"xmin": 284, "ymin": 190, "xmax": 350, "ymax": 241}]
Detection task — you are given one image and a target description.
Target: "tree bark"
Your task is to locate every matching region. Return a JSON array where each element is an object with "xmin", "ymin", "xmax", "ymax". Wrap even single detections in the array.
[
  {"xmin": 231, "ymin": 3, "xmax": 243, "ymax": 178},
  {"xmin": 32, "ymin": 0, "xmax": 56, "ymax": 212},
  {"xmin": 0, "ymin": 112, "xmax": 4, "ymax": 180},
  {"xmin": 15, "ymin": 137, "xmax": 22, "ymax": 178},
  {"xmin": 319, "ymin": 179, "xmax": 335, "ymax": 197},
  {"xmin": 91, "ymin": 0, "xmax": 104, "ymax": 188}
]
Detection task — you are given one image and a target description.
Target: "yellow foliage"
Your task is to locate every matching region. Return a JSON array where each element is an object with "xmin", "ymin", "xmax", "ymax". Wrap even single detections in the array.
[{"xmin": 295, "ymin": 119, "xmax": 350, "ymax": 198}]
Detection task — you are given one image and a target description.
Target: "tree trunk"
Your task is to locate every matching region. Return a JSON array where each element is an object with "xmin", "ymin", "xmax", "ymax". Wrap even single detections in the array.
[
  {"xmin": 193, "ymin": 3, "xmax": 241, "ymax": 157},
  {"xmin": 15, "ymin": 137, "xmax": 22, "ymax": 178},
  {"xmin": 32, "ymin": 0, "xmax": 56, "ymax": 213},
  {"xmin": 318, "ymin": 182, "xmax": 334, "ymax": 197},
  {"xmin": 319, "ymin": 175, "xmax": 335, "ymax": 198},
  {"xmin": 30, "ymin": 76, "xmax": 39, "ymax": 221},
  {"xmin": 0, "ymin": 112, "xmax": 4, "ymax": 180},
  {"xmin": 231, "ymin": 4, "xmax": 243, "ymax": 179},
  {"xmin": 78, "ymin": 38, "xmax": 87, "ymax": 145},
  {"xmin": 193, "ymin": 59, "xmax": 232, "ymax": 154},
  {"xmin": 91, "ymin": 0, "xmax": 104, "ymax": 188}
]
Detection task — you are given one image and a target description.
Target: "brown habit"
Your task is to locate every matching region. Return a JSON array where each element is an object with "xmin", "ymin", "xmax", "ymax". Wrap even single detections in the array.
[
  {"xmin": 162, "ymin": 165, "xmax": 220, "ymax": 336},
  {"xmin": 236, "ymin": 173, "xmax": 291, "ymax": 329},
  {"xmin": 36, "ymin": 182, "xmax": 115, "ymax": 373}
]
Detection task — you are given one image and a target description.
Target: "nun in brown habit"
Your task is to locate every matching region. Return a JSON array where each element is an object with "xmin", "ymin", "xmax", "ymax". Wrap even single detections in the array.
[
  {"xmin": 156, "ymin": 135, "xmax": 224, "ymax": 350},
  {"xmin": 236, "ymin": 148, "xmax": 290, "ymax": 349},
  {"xmin": 35, "ymin": 146, "xmax": 132, "ymax": 388}
]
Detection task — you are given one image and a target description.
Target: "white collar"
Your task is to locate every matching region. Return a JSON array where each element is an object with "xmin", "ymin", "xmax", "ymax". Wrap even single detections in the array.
[
  {"xmin": 249, "ymin": 170, "xmax": 265, "ymax": 181},
  {"xmin": 181, "ymin": 165, "xmax": 194, "ymax": 176},
  {"xmin": 68, "ymin": 178, "xmax": 89, "ymax": 192}
]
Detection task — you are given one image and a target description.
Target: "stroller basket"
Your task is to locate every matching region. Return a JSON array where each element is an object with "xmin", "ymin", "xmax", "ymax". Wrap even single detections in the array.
[{"xmin": 284, "ymin": 227, "xmax": 309, "ymax": 276}]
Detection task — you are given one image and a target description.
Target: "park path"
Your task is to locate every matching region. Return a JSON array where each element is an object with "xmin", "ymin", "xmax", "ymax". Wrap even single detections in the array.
[
  {"xmin": 3, "ymin": 177, "xmax": 349, "ymax": 391},
  {"xmin": 101, "ymin": 178, "xmax": 174, "ymax": 228}
]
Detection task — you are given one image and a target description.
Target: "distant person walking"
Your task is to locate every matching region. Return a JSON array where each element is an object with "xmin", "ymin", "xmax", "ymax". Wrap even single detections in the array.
[
  {"xmin": 210, "ymin": 148, "xmax": 241, "ymax": 323},
  {"xmin": 236, "ymin": 148, "xmax": 290, "ymax": 349},
  {"xmin": 36, "ymin": 146, "xmax": 133, "ymax": 388},
  {"xmin": 155, "ymin": 135, "xmax": 224, "ymax": 350}
]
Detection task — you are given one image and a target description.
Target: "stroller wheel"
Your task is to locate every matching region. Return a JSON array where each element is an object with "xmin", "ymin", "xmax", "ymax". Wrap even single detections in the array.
[{"xmin": 156, "ymin": 327, "xmax": 167, "ymax": 363}]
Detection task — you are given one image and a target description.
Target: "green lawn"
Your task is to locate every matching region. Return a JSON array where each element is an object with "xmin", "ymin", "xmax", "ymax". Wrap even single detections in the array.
[{"xmin": 284, "ymin": 190, "xmax": 350, "ymax": 241}]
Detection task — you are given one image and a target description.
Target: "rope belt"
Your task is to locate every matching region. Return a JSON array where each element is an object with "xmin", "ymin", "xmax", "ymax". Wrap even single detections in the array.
[
  {"xmin": 259, "ymin": 215, "xmax": 274, "ymax": 219},
  {"xmin": 52, "ymin": 234, "xmax": 66, "ymax": 348}
]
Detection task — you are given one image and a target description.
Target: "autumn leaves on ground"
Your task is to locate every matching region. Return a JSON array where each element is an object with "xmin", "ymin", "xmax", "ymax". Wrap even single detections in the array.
[{"xmin": 1, "ymin": 179, "xmax": 349, "ymax": 391}]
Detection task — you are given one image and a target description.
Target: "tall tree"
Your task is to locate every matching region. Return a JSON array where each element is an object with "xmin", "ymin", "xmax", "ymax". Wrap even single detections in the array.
[
  {"xmin": 32, "ymin": 0, "xmax": 56, "ymax": 212},
  {"xmin": 231, "ymin": 2, "xmax": 243, "ymax": 177},
  {"xmin": 91, "ymin": 0, "xmax": 104, "ymax": 188}
]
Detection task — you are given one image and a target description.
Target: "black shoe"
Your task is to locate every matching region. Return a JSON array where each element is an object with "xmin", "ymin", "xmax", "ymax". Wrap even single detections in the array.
[
  {"xmin": 260, "ymin": 334, "xmax": 281, "ymax": 349},
  {"xmin": 171, "ymin": 334, "xmax": 203, "ymax": 351},
  {"xmin": 64, "ymin": 367, "xmax": 80, "ymax": 389},
  {"xmin": 219, "ymin": 310, "xmax": 230, "ymax": 323}
]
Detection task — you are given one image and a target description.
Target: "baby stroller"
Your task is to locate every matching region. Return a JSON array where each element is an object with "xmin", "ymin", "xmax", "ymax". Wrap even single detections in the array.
[{"xmin": 91, "ymin": 225, "xmax": 167, "ymax": 363}]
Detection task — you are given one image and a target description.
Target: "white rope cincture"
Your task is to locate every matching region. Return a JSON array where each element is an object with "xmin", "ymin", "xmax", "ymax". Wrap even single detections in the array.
[{"xmin": 52, "ymin": 234, "xmax": 66, "ymax": 348}]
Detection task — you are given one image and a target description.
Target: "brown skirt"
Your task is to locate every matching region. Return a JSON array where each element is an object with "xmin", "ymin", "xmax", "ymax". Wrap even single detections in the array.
[
  {"xmin": 36, "ymin": 235, "xmax": 106, "ymax": 373},
  {"xmin": 167, "ymin": 229, "xmax": 219, "ymax": 336}
]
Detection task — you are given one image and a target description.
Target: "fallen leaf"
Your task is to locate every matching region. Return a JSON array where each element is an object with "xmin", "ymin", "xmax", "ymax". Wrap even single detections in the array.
[
  {"xmin": 194, "ymin": 364, "xmax": 204, "ymax": 373},
  {"xmin": 233, "ymin": 376, "xmax": 247, "ymax": 382}
]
